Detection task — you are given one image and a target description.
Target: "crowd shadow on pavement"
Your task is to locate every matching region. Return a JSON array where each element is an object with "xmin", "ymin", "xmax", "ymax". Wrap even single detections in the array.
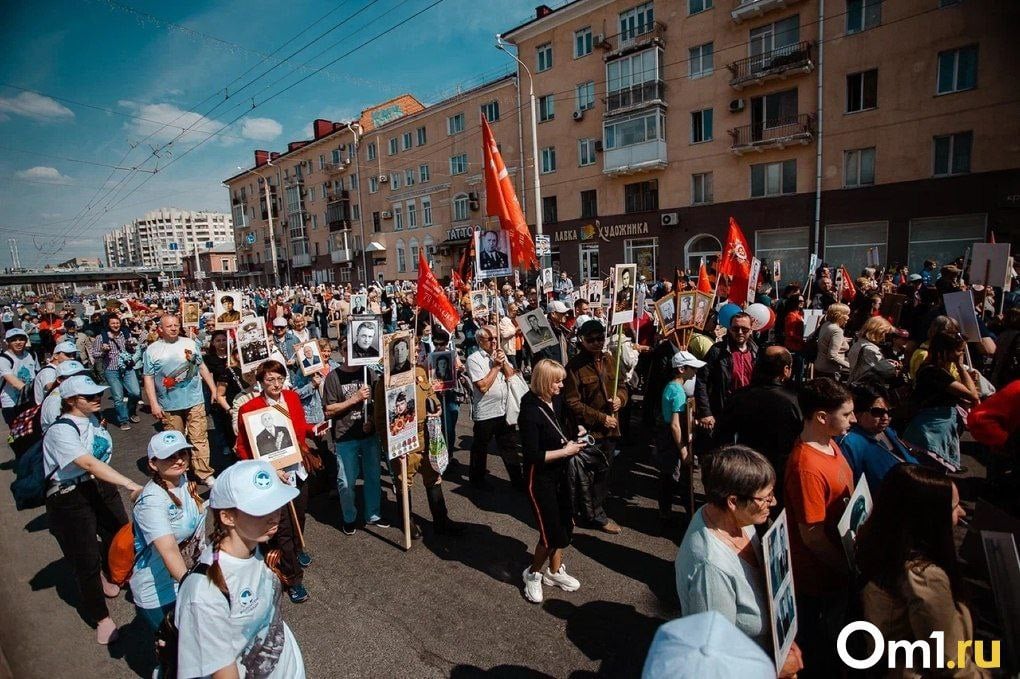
[
  {"xmin": 570, "ymin": 533, "xmax": 679, "ymax": 614},
  {"xmin": 543, "ymin": 598, "xmax": 664, "ymax": 678},
  {"xmin": 424, "ymin": 521, "xmax": 531, "ymax": 588},
  {"xmin": 29, "ymin": 559, "xmax": 87, "ymax": 625},
  {"xmin": 107, "ymin": 614, "xmax": 158, "ymax": 677},
  {"xmin": 451, "ymin": 664, "xmax": 556, "ymax": 678}
]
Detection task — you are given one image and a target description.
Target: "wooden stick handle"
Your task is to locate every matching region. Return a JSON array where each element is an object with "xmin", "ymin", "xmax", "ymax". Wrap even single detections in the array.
[
  {"xmin": 401, "ymin": 455, "xmax": 411, "ymax": 551},
  {"xmin": 288, "ymin": 501, "xmax": 305, "ymax": 550}
]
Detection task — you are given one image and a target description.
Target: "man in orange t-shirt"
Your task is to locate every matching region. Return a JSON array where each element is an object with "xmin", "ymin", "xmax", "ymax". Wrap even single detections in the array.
[{"xmin": 784, "ymin": 377, "xmax": 855, "ymax": 677}]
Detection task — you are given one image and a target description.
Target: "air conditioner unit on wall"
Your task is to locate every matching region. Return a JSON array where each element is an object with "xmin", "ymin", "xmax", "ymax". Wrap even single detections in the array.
[
  {"xmin": 660, "ymin": 212, "xmax": 679, "ymax": 227},
  {"xmin": 378, "ymin": 174, "xmax": 389, "ymax": 183},
  {"xmin": 729, "ymin": 98, "xmax": 746, "ymax": 113},
  {"xmin": 382, "ymin": 211, "xmax": 393, "ymax": 219},
  {"xmin": 572, "ymin": 110, "xmax": 584, "ymax": 121}
]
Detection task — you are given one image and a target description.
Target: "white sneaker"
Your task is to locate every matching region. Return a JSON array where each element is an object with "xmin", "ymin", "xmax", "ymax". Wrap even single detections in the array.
[
  {"xmin": 522, "ymin": 568, "xmax": 544, "ymax": 603},
  {"xmin": 542, "ymin": 564, "xmax": 581, "ymax": 592}
]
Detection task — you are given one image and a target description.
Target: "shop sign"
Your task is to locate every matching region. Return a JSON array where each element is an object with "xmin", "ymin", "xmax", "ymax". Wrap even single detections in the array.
[
  {"xmin": 553, "ymin": 221, "xmax": 649, "ymax": 244},
  {"xmin": 446, "ymin": 225, "xmax": 474, "ymax": 242}
]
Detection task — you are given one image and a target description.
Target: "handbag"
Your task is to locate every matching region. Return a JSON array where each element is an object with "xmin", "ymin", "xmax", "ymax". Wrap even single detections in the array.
[
  {"xmin": 535, "ymin": 402, "xmax": 607, "ymax": 473},
  {"xmin": 504, "ymin": 373, "xmax": 529, "ymax": 426}
]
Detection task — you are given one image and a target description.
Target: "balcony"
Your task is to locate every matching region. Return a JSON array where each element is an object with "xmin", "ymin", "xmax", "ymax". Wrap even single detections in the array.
[
  {"xmin": 329, "ymin": 219, "xmax": 352, "ymax": 233},
  {"xmin": 331, "ymin": 248, "xmax": 353, "ymax": 264},
  {"xmin": 729, "ymin": 113, "xmax": 814, "ymax": 155},
  {"xmin": 602, "ymin": 21, "xmax": 667, "ymax": 56},
  {"xmin": 731, "ymin": 0, "xmax": 807, "ymax": 23},
  {"xmin": 603, "ymin": 139, "xmax": 668, "ymax": 176},
  {"xmin": 606, "ymin": 80, "xmax": 666, "ymax": 116},
  {"xmin": 291, "ymin": 253, "xmax": 311, "ymax": 268},
  {"xmin": 727, "ymin": 42, "xmax": 813, "ymax": 90},
  {"xmin": 323, "ymin": 161, "xmax": 348, "ymax": 175}
]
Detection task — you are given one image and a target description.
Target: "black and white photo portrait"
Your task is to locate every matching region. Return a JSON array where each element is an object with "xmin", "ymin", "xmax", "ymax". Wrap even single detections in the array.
[
  {"xmin": 475, "ymin": 228, "xmax": 511, "ymax": 278},
  {"xmin": 347, "ymin": 315, "xmax": 382, "ymax": 366}
]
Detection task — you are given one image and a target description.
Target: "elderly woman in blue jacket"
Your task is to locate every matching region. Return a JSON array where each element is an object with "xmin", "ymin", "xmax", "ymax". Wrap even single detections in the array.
[{"xmin": 839, "ymin": 383, "xmax": 917, "ymax": 490}]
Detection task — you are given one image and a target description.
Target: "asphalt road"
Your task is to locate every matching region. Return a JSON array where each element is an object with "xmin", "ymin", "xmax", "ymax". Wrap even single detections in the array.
[{"xmin": 0, "ymin": 396, "xmax": 684, "ymax": 678}]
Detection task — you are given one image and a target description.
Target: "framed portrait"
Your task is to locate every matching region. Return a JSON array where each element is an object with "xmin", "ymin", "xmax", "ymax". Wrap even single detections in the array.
[
  {"xmin": 980, "ymin": 530, "xmax": 1020, "ymax": 668},
  {"xmin": 347, "ymin": 315, "xmax": 382, "ymax": 367},
  {"xmin": 350, "ymin": 293, "xmax": 368, "ymax": 316},
  {"xmin": 242, "ymin": 406, "xmax": 303, "ymax": 470},
  {"xmin": 295, "ymin": 340, "xmax": 325, "ymax": 376},
  {"xmin": 213, "ymin": 291, "xmax": 244, "ymax": 329},
  {"xmin": 429, "ymin": 350, "xmax": 456, "ymax": 391},
  {"xmin": 693, "ymin": 292, "xmax": 712, "ymax": 331},
  {"xmin": 475, "ymin": 227, "xmax": 512, "ymax": 279},
  {"xmin": 469, "ymin": 290, "xmax": 490, "ymax": 320},
  {"xmin": 236, "ymin": 317, "xmax": 271, "ymax": 373},
  {"xmin": 111, "ymin": 298, "xmax": 134, "ymax": 319},
  {"xmin": 578, "ymin": 282, "xmax": 589, "ymax": 303},
  {"xmin": 763, "ymin": 510, "xmax": 798, "ymax": 674},
  {"xmin": 587, "ymin": 280, "xmax": 604, "ymax": 306},
  {"xmin": 676, "ymin": 291, "xmax": 696, "ymax": 330},
  {"xmin": 383, "ymin": 330, "xmax": 415, "ymax": 388},
  {"xmin": 611, "ymin": 264, "xmax": 637, "ymax": 326},
  {"xmin": 180, "ymin": 301, "xmax": 201, "ymax": 328},
  {"xmin": 516, "ymin": 308, "xmax": 557, "ymax": 353},
  {"xmin": 540, "ymin": 268, "xmax": 554, "ymax": 295},
  {"xmin": 653, "ymin": 294, "xmax": 676, "ymax": 335},
  {"xmin": 837, "ymin": 476, "xmax": 872, "ymax": 569},
  {"xmin": 384, "ymin": 383, "xmax": 418, "ymax": 460}
]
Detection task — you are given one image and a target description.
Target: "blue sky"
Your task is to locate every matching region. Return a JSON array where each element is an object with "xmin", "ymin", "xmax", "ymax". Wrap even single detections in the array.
[{"xmin": 0, "ymin": 0, "xmax": 544, "ymax": 268}]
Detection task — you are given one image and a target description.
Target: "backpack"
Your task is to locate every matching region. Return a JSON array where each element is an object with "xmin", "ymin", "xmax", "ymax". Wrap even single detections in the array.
[
  {"xmin": 107, "ymin": 522, "xmax": 138, "ymax": 586},
  {"xmin": 8, "ymin": 380, "xmax": 60, "ymax": 459},
  {"xmin": 10, "ymin": 417, "xmax": 80, "ymax": 510}
]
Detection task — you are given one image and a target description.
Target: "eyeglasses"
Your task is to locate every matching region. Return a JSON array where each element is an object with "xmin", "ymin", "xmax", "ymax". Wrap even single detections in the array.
[
  {"xmin": 262, "ymin": 376, "xmax": 286, "ymax": 385},
  {"xmin": 744, "ymin": 492, "xmax": 776, "ymax": 506},
  {"xmin": 477, "ymin": 334, "xmax": 492, "ymax": 342},
  {"xmin": 868, "ymin": 407, "xmax": 891, "ymax": 417}
]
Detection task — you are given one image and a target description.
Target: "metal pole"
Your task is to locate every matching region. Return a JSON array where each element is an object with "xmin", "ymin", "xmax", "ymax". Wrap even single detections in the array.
[
  {"xmin": 812, "ymin": 0, "xmax": 825, "ymax": 259},
  {"xmin": 264, "ymin": 163, "xmax": 280, "ymax": 289},
  {"xmin": 344, "ymin": 122, "xmax": 370, "ymax": 284}
]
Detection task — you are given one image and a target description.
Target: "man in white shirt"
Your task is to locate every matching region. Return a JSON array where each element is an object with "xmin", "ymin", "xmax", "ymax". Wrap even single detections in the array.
[
  {"xmin": 34, "ymin": 340, "xmax": 77, "ymax": 405},
  {"xmin": 466, "ymin": 325, "xmax": 523, "ymax": 491}
]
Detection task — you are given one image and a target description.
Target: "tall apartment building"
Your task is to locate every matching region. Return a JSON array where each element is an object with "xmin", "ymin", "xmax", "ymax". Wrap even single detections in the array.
[
  {"xmin": 502, "ymin": 0, "xmax": 1020, "ymax": 284},
  {"xmin": 102, "ymin": 209, "xmax": 233, "ymax": 269},
  {"xmin": 225, "ymin": 76, "xmax": 523, "ymax": 285}
]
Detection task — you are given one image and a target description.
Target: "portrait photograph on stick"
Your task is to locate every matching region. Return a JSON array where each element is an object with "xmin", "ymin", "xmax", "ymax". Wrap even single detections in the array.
[
  {"xmin": 837, "ymin": 476, "xmax": 872, "ymax": 568},
  {"xmin": 347, "ymin": 315, "xmax": 382, "ymax": 366},
  {"xmin": 242, "ymin": 406, "xmax": 302, "ymax": 470},
  {"xmin": 214, "ymin": 290, "xmax": 244, "ymax": 328},
  {"xmin": 383, "ymin": 330, "xmax": 415, "ymax": 388},
  {"xmin": 693, "ymin": 291, "xmax": 712, "ymax": 330},
  {"xmin": 516, "ymin": 308, "xmax": 557, "ymax": 353},
  {"xmin": 676, "ymin": 291, "xmax": 696, "ymax": 330},
  {"xmin": 180, "ymin": 301, "xmax": 201, "ymax": 328},
  {"xmin": 384, "ymin": 383, "xmax": 418, "ymax": 460},
  {"xmin": 612, "ymin": 263, "xmax": 637, "ymax": 325},
  {"xmin": 429, "ymin": 350, "xmax": 456, "ymax": 391},
  {"xmin": 469, "ymin": 290, "xmax": 490, "ymax": 320},
  {"xmin": 587, "ymin": 280, "xmax": 604, "ymax": 306},
  {"xmin": 475, "ymin": 227, "xmax": 512, "ymax": 279},
  {"xmin": 296, "ymin": 340, "xmax": 324, "ymax": 376},
  {"xmin": 762, "ymin": 509, "xmax": 798, "ymax": 674},
  {"xmin": 350, "ymin": 292, "xmax": 368, "ymax": 315},
  {"xmin": 653, "ymin": 294, "xmax": 676, "ymax": 334},
  {"xmin": 236, "ymin": 317, "xmax": 271, "ymax": 372}
]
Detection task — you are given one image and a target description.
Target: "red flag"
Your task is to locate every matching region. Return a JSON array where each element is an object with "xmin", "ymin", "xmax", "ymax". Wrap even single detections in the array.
[
  {"xmin": 481, "ymin": 115, "xmax": 538, "ymax": 270},
  {"xmin": 451, "ymin": 270, "xmax": 464, "ymax": 290},
  {"xmin": 697, "ymin": 258, "xmax": 712, "ymax": 293},
  {"xmin": 839, "ymin": 265, "xmax": 857, "ymax": 302},
  {"xmin": 718, "ymin": 217, "xmax": 753, "ymax": 303},
  {"xmin": 417, "ymin": 251, "xmax": 460, "ymax": 332}
]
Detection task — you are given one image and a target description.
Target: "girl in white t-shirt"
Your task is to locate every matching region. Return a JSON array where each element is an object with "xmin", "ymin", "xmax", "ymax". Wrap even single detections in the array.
[
  {"xmin": 174, "ymin": 460, "xmax": 305, "ymax": 678},
  {"xmin": 130, "ymin": 431, "xmax": 207, "ymax": 630}
]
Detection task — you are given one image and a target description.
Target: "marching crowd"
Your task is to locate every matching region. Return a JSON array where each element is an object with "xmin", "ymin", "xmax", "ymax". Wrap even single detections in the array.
[{"xmin": 1, "ymin": 253, "xmax": 1018, "ymax": 678}]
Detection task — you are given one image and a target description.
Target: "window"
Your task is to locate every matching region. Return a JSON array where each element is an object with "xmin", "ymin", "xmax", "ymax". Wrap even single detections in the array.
[
  {"xmin": 407, "ymin": 201, "xmax": 417, "ymax": 228},
  {"xmin": 574, "ymin": 27, "xmax": 592, "ymax": 58},
  {"xmin": 410, "ymin": 238, "xmax": 420, "ymax": 271},
  {"xmin": 825, "ymin": 222, "xmax": 887, "ymax": 275},
  {"xmin": 578, "ymin": 138, "xmax": 598, "ymax": 166},
  {"xmin": 352, "ymin": 204, "xmax": 360, "ymax": 220},
  {"xmin": 416, "ymin": 126, "xmax": 427, "ymax": 146},
  {"xmin": 539, "ymin": 94, "xmax": 555, "ymax": 122},
  {"xmin": 749, "ymin": 15, "xmax": 800, "ymax": 61},
  {"xmin": 372, "ymin": 211, "xmax": 381, "ymax": 232},
  {"xmin": 405, "ymin": 169, "xmax": 415, "ymax": 186},
  {"xmin": 450, "ymin": 154, "xmax": 468, "ymax": 175},
  {"xmin": 846, "ymin": 0, "xmax": 881, "ymax": 33},
  {"xmin": 625, "ymin": 237, "xmax": 659, "ymax": 281},
  {"xmin": 607, "ymin": 48, "xmax": 662, "ymax": 104},
  {"xmin": 369, "ymin": 176, "xmax": 378, "ymax": 193},
  {"xmin": 540, "ymin": 146, "xmax": 556, "ymax": 174},
  {"xmin": 542, "ymin": 196, "xmax": 558, "ymax": 224},
  {"xmin": 620, "ymin": 2, "xmax": 655, "ymax": 43},
  {"xmin": 692, "ymin": 172, "xmax": 714, "ymax": 204},
  {"xmin": 933, "ymin": 131, "xmax": 972, "ymax": 176},
  {"xmin": 537, "ymin": 43, "xmax": 553, "ymax": 72},
  {"xmin": 481, "ymin": 100, "xmax": 500, "ymax": 123},
  {"xmin": 624, "ymin": 180, "xmax": 658, "ymax": 213},
  {"xmin": 447, "ymin": 113, "xmax": 465, "ymax": 135},
  {"xmin": 388, "ymin": 137, "xmax": 398, "ymax": 155},
  {"xmin": 689, "ymin": 0, "xmax": 712, "ymax": 14},
  {"xmin": 367, "ymin": 142, "xmax": 377, "ymax": 161},
  {"xmin": 318, "ymin": 154, "xmax": 325, "ymax": 170},
  {"xmin": 844, "ymin": 147, "xmax": 876, "ymax": 187},
  {"xmin": 419, "ymin": 164, "xmax": 430, "ymax": 183},
  {"xmin": 310, "ymin": 214, "xmax": 318, "ymax": 230},
  {"xmin": 581, "ymin": 189, "xmax": 598, "ymax": 218},
  {"xmin": 576, "ymin": 81, "xmax": 595, "ymax": 111},
  {"xmin": 331, "ymin": 148, "xmax": 341, "ymax": 164},
  {"xmin": 756, "ymin": 227, "xmax": 809, "ymax": 284},
  {"xmin": 402, "ymin": 132, "xmax": 413, "ymax": 150},
  {"xmin": 907, "ymin": 214, "xmax": 985, "ymax": 272},
  {"xmin": 394, "ymin": 206, "xmax": 403, "ymax": 230},
  {"xmin": 937, "ymin": 46, "xmax": 978, "ymax": 94},
  {"xmin": 453, "ymin": 195, "xmax": 469, "ymax": 221},
  {"xmin": 691, "ymin": 109, "xmax": 713, "ymax": 143},
  {"xmin": 604, "ymin": 109, "xmax": 665, "ymax": 149},
  {"xmin": 750, "ymin": 159, "xmax": 797, "ymax": 197},
  {"xmin": 689, "ymin": 42, "xmax": 714, "ymax": 78},
  {"xmin": 396, "ymin": 239, "xmax": 406, "ymax": 272},
  {"xmin": 684, "ymin": 234, "xmax": 721, "ymax": 272},
  {"xmin": 350, "ymin": 173, "xmax": 358, "ymax": 189},
  {"xmin": 390, "ymin": 173, "xmax": 401, "ymax": 189},
  {"xmin": 422, "ymin": 196, "xmax": 433, "ymax": 226},
  {"xmin": 846, "ymin": 69, "xmax": 878, "ymax": 112}
]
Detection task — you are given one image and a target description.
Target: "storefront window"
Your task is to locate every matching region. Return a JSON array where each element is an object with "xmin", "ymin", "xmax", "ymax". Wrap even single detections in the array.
[
  {"xmin": 824, "ymin": 222, "xmax": 887, "ymax": 275},
  {"xmin": 625, "ymin": 237, "xmax": 658, "ymax": 282},
  {"xmin": 755, "ymin": 227, "xmax": 809, "ymax": 285},
  {"xmin": 907, "ymin": 214, "xmax": 985, "ymax": 272},
  {"xmin": 684, "ymin": 234, "xmax": 721, "ymax": 274}
]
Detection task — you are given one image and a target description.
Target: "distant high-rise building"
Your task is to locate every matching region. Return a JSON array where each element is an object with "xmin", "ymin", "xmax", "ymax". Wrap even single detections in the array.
[{"xmin": 103, "ymin": 209, "xmax": 232, "ymax": 268}]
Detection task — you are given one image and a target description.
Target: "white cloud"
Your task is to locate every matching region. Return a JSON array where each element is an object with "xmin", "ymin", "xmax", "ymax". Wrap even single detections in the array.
[
  {"xmin": 118, "ymin": 100, "xmax": 223, "ymax": 144},
  {"xmin": 14, "ymin": 166, "xmax": 73, "ymax": 184},
  {"xmin": 240, "ymin": 117, "xmax": 282, "ymax": 141},
  {"xmin": 0, "ymin": 91, "xmax": 75, "ymax": 122}
]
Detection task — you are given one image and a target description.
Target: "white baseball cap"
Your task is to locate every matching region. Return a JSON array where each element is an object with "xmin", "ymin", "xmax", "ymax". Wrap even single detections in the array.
[
  {"xmin": 548, "ymin": 301, "xmax": 569, "ymax": 314},
  {"xmin": 210, "ymin": 459, "xmax": 298, "ymax": 516},
  {"xmin": 642, "ymin": 611, "xmax": 775, "ymax": 679},
  {"xmin": 148, "ymin": 430, "xmax": 193, "ymax": 460},
  {"xmin": 53, "ymin": 340, "xmax": 78, "ymax": 356},
  {"xmin": 4, "ymin": 328, "xmax": 28, "ymax": 340},
  {"xmin": 672, "ymin": 350, "xmax": 706, "ymax": 370},
  {"xmin": 56, "ymin": 360, "xmax": 88, "ymax": 378},
  {"xmin": 59, "ymin": 375, "xmax": 109, "ymax": 399},
  {"xmin": 272, "ymin": 317, "xmax": 289, "ymax": 327}
]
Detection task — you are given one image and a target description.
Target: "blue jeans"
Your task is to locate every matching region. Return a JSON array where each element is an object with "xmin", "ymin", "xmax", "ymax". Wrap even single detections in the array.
[
  {"xmin": 105, "ymin": 368, "xmax": 140, "ymax": 425},
  {"xmin": 442, "ymin": 393, "xmax": 460, "ymax": 452},
  {"xmin": 136, "ymin": 602, "xmax": 174, "ymax": 631},
  {"xmin": 335, "ymin": 435, "xmax": 382, "ymax": 524}
]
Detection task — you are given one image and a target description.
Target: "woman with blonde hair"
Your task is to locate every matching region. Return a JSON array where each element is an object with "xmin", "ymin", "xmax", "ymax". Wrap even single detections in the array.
[
  {"xmin": 814, "ymin": 303, "xmax": 851, "ymax": 379},
  {"xmin": 847, "ymin": 315, "xmax": 900, "ymax": 384},
  {"xmin": 518, "ymin": 358, "xmax": 586, "ymax": 604}
]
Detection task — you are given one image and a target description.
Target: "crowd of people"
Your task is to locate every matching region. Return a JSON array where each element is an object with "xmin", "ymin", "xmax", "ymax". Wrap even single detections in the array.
[{"xmin": 1, "ymin": 252, "xmax": 1018, "ymax": 677}]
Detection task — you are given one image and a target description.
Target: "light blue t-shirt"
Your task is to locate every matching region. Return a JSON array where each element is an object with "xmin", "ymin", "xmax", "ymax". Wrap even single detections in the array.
[
  {"xmin": 660, "ymin": 379, "xmax": 687, "ymax": 425},
  {"xmin": 1, "ymin": 349, "xmax": 37, "ymax": 408},
  {"xmin": 130, "ymin": 477, "xmax": 206, "ymax": 610},
  {"xmin": 143, "ymin": 337, "xmax": 204, "ymax": 411},
  {"xmin": 42, "ymin": 414, "xmax": 113, "ymax": 482}
]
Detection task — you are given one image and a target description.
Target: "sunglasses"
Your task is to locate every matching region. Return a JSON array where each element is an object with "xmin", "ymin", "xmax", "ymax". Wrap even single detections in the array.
[
  {"xmin": 867, "ymin": 407, "xmax": 890, "ymax": 417},
  {"xmin": 730, "ymin": 326, "xmax": 751, "ymax": 334},
  {"xmin": 80, "ymin": 393, "xmax": 103, "ymax": 402}
]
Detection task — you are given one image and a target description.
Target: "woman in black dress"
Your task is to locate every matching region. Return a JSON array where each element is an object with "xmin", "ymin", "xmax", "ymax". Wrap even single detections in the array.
[{"xmin": 518, "ymin": 358, "xmax": 586, "ymax": 604}]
